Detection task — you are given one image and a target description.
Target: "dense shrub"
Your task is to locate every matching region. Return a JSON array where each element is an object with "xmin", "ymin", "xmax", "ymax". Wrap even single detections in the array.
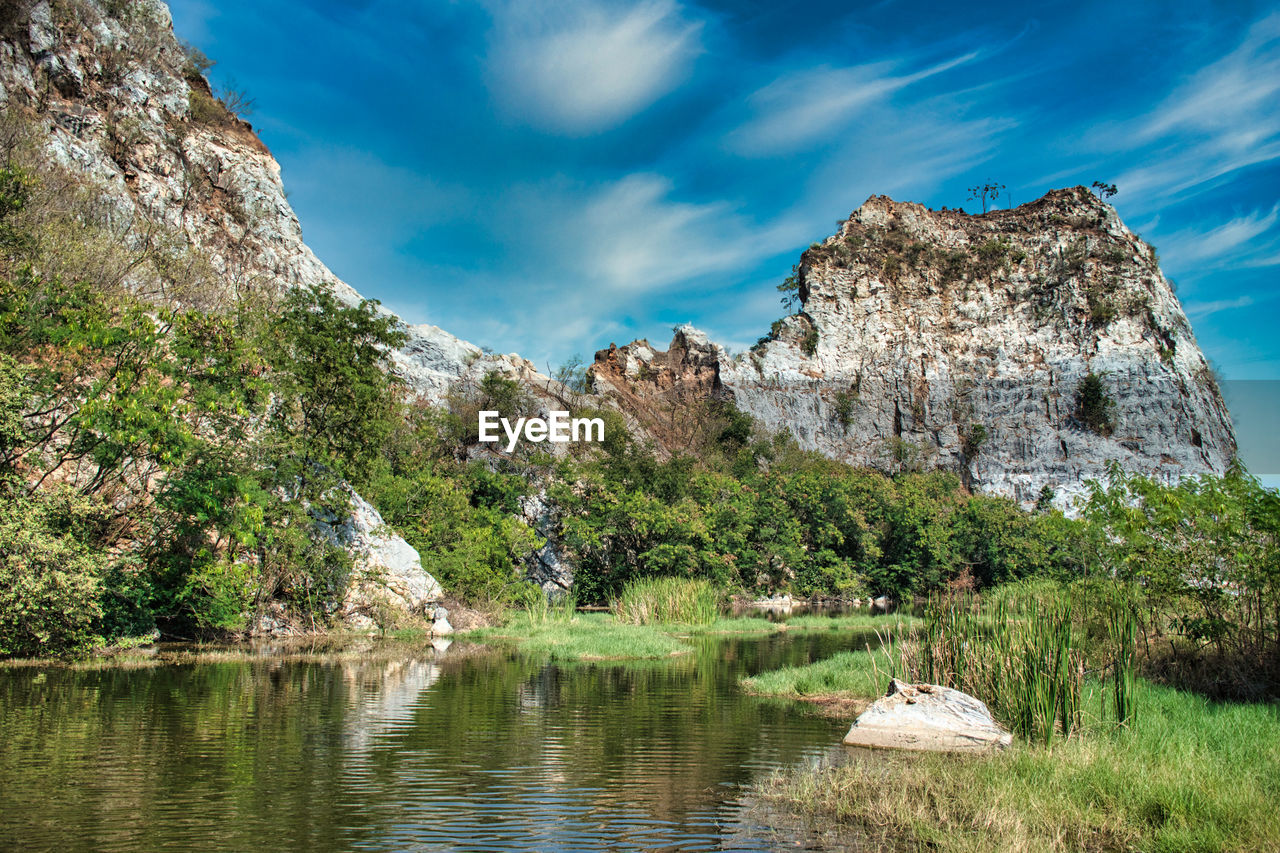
[
  {"xmin": 1082, "ymin": 463, "xmax": 1280, "ymax": 699},
  {"xmin": 0, "ymin": 484, "xmax": 107, "ymax": 657}
]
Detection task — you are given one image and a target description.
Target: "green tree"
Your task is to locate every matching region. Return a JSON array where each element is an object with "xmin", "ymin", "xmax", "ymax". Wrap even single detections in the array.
[
  {"xmin": 777, "ymin": 264, "xmax": 800, "ymax": 313},
  {"xmin": 265, "ymin": 284, "xmax": 407, "ymax": 488}
]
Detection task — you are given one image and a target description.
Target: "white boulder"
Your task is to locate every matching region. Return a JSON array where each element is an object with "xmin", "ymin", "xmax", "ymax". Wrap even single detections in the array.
[{"xmin": 843, "ymin": 678, "xmax": 1013, "ymax": 753}]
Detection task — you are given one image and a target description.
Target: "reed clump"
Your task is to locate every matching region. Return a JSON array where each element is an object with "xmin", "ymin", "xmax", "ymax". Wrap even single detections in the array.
[
  {"xmin": 517, "ymin": 586, "xmax": 578, "ymax": 625},
  {"xmin": 893, "ymin": 582, "xmax": 1139, "ymax": 743},
  {"xmin": 613, "ymin": 577, "xmax": 721, "ymax": 625}
]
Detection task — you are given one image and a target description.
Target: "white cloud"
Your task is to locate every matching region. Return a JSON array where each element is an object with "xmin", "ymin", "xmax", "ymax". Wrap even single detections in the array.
[
  {"xmin": 572, "ymin": 174, "xmax": 785, "ymax": 291},
  {"xmin": 1184, "ymin": 294, "xmax": 1254, "ymax": 318},
  {"xmin": 407, "ymin": 173, "xmax": 810, "ymax": 363},
  {"xmin": 483, "ymin": 0, "xmax": 702, "ymax": 134},
  {"xmin": 504, "ymin": 173, "xmax": 801, "ymax": 294},
  {"xmin": 728, "ymin": 51, "xmax": 979, "ymax": 155},
  {"xmin": 1116, "ymin": 12, "xmax": 1280, "ymax": 201},
  {"xmin": 1156, "ymin": 205, "xmax": 1280, "ymax": 272}
]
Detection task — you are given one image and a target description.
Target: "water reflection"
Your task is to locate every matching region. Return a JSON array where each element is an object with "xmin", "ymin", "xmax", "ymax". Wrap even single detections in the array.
[{"xmin": 0, "ymin": 632, "xmax": 881, "ymax": 852}]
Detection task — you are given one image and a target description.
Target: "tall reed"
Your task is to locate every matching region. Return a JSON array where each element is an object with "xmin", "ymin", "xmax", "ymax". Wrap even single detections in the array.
[
  {"xmin": 519, "ymin": 587, "xmax": 578, "ymax": 625},
  {"xmin": 898, "ymin": 589, "xmax": 1083, "ymax": 744},
  {"xmin": 613, "ymin": 577, "xmax": 721, "ymax": 625},
  {"xmin": 1105, "ymin": 596, "xmax": 1139, "ymax": 727}
]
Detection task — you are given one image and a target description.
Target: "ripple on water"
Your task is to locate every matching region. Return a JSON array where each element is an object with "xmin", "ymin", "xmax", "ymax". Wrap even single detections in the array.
[{"xmin": 0, "ymin": 632, "xmax": 880, "ymax": 852}]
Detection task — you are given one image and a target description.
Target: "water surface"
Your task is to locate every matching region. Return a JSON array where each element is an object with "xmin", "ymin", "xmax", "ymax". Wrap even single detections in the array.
[{"xmin": 0, "ymin": 631, "xmax": 874, "ymax": 851}]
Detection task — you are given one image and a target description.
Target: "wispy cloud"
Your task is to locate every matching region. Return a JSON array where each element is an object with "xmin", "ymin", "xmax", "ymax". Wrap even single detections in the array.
[
  {"xmin": 1157, "ymin": 204, "xmax": 1280, "ymax": 272},
  {"xmin": 1185, "ymin": 294, "xmax": 1255, "ymax": 318},
  {"xmin": 482, "ymin": 0, "xmax": 702, "ymax": 134},
  {"xmin": 1116, "ymin": 12, "xmax": 1280, "ymax": 201},
  {"xmin": 727, "ymin": 51, "xmax": 980, "ymax": 155},
  {"xmin": 503, "ymin": 173, "xmax": 799, "ymax": 294}
]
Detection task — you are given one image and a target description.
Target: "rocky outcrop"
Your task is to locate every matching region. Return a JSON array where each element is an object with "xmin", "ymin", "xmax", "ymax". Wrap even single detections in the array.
[
  {"xmin": 843, "ymin": 678, "xmax": 1013, "ymax": 752},
  {"xmin": 593, "ymin": 190, "xmax": 1236, "ymax": 507},
  {"xmin": 0, "ymin": 0, "xmax": 542, "ymax": 404},
  {"xmin": 519, "ymin": 493, "xmax": 576, "ymax": 597},
  {"xmin": 316, "ymin": 489, "xmax": 443, "ymax": 630}
]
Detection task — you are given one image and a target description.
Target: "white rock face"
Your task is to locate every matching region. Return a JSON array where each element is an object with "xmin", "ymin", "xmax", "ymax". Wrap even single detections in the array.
[
  {"xmin": 723, "ymin": 190, "xmax": 1235, "ymax": 507},
  {"xmin": 594, "ymin": 191, "xmax": 1236, "ymax": 508},
  {"xmin": 519, "ymin": 493, "xmax": 576, "ymax": 596},
  {"xmin": 843, "ymin": 678, "xmax": 1013, "ymax": 752},
  {"xmin": 317, "ymin": 489, "xmax": 443, "ymax": 625}
]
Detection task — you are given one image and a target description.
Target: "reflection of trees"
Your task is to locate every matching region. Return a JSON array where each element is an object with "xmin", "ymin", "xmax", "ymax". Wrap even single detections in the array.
[{"xmin": 0, "ymin": 631, "xmax": 876, "ymax": 851}]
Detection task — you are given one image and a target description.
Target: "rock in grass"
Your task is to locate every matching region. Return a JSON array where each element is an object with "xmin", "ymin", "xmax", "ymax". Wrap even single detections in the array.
[{"xmin": 843, "ymin": 679, "xmax": 1013, "ymax": 753}]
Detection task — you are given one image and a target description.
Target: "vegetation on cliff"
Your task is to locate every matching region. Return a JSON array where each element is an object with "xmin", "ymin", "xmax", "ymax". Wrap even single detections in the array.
[{"xmin": 3, "ymin": 129, "xmax": 1278, "ymax": 712}]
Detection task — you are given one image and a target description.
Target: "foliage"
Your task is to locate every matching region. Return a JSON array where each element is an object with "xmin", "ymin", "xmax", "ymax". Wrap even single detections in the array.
[
  {"xmin": 265, "ymin": 283, "xmax": 407, "ymax": 487},
  {"xmin": 0, "ymin": 482, "xmax": 106, "ymax": 657},
  {"xmin": 967, "ymin": 181, "xmax": 1006, "ymax": 213},
  {"xmin": 613, "ymin": 576, "xmax": 721, "ymax": 625},
  {"xmin": 552, "ymin": 355, "xmax": 590, "ymax": 394},
  {"xmin": 0, "ymin": 156, "xmax": 415, "ymax": 644},
  {"xmin": 1081, "ymin": 463, "xmax": 1280, "ymax": 699},
  {"xmin": 960, "ymin": 422, "xmax": 986, "ymax": 456},
  {"xmin": 800, "ymin": 325, "xmax": 819, "ymax": 356},
  {"xmin": 776, "ymin": 264, "xmax": 800, "ymax": 313},
  {"xmin": 1091, "ymin": 180, "xmax": 1118, "ymax": 199},
  {"xmin": 1075, "ymin": 372, "xmax": 1114, "ymax": 435},
  {"xmin": 832, "ymin": 389, "xmax": 856, "ymax": 431}
]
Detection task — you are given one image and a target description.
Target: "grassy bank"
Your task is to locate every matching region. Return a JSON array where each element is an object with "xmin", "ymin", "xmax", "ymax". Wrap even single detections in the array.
[
  {"xmin": 465, "ymin": 610, "xmax": 911, "ymax": 662},
  {"xmin": 467, "ymin": 612, "xmax": 693, "ymax": 661},
  {"xmin": 742, "ymin": 644, "xmax": 1280, "ymax": 851},
  {"xmin": 741, "ymin": 647, "xmax": 888, "ymax": 705}
]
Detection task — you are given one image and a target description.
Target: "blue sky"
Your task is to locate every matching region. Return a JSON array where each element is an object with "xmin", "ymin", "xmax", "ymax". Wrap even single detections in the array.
[{"xmin": 167, "ymin": 0, "xmax": 1279, "ymax": 378}]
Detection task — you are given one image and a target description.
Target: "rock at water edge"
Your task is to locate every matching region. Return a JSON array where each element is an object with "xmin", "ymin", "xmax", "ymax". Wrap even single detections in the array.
[{"xmin": 843, "ymin": 678, "xmax": 1013, "ymax": 753}]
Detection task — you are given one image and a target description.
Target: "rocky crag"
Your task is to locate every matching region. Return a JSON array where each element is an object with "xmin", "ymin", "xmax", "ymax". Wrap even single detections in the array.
[
  {"xmin": 0, "ymin": 0, "xmax": 538, "ymax": 402},
  {"xmin": 1, "ymin": 0, "xmax": 1237, "ymax": 605},
  {"xmin": 0, "ymin": 0, "xmax": 504, "ymax": 627},
  {"xmin": 593, "ymin": 190, "xmax": 1236, "ymax": 507}
]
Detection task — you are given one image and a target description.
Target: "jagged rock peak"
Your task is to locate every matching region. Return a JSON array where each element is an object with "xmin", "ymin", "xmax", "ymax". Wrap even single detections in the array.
[
  {"xmin": 0, "ymin": 0, "xmax": 535, "ymax": 401},
  {"xmin": 591, "ymin": 324, "xmax": 725, "ymax": 396},
  {"xmin": 596, "ymin": 188, "xmax": 1236, "ymax": 508}
]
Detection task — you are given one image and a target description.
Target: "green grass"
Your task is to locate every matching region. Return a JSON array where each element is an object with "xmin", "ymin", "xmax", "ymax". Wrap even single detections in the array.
[
  {"xmin": 465, "ymin": 610, "xmax": 915, "ymax": 662},
  {"xmin": 614, "ymin": 576, "xmax": 720, "ymax": 625},
  {"xmin": 746, "ymin": 652, "xmax": 1280, "ymax": 851},
  {"xmin": 467, "ymin": 612, "xmax": 693, "ymax": 661},
  {"xmin": 740, "ymin": 648, "xmax": 888, "ymax": 699}
]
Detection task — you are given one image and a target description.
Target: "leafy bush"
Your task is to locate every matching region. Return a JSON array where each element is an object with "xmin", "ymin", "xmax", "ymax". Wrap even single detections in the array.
[
  {"xmin": 1076, "ymin": 372, "xmax": 1114, "ymax": 435},
  {"xmin": 801, "ymin": 326, "xmax": 819, "ymax": 356},
  {"xmin": 1082, "ymin": 464, "xmax": 1280, "ymax": 699},
  {"xmin": 0, "ymin": 484, "xmax": 106, "ymax": 657}
]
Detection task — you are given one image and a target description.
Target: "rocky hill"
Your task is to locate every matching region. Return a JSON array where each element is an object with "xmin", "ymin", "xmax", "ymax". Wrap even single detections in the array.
[
  {"xmin": 0, "ymin": 0, "xmax": 539, "ymax": 402},
  {"xmin": 2, "ymin": 2, "xmax": 1237, "ymax": 522},
  {"xmin": 593, "ymin": 190, "xmax": 1236, "ymax": 507}
]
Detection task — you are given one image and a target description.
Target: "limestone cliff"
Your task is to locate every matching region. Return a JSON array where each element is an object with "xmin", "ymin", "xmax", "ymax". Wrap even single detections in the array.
[
  {"xmin": 594, "ymin": 190, "xmax": 1237, "ymax": 507},
  {"xmin": 0, "ymin": 0, "xmax": 540, "ymax": 402}
]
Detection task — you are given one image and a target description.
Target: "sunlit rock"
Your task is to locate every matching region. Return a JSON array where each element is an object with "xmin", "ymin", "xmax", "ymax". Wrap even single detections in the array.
[{"xmin": 843, "ymin": 678, "xmax": 1013, "ymax": 753}]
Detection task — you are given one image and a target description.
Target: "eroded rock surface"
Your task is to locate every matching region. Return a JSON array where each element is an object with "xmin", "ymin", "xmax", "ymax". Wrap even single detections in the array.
[
  {"xmin": 593, "ymin": 191, "xmax": 1236, "ymax": 508},
  {"xmin": 843, "ymin": 678, "xmax": 1013, "ymax": 753},
  {"xmin": 317, "ymin": 489, "xmax": 443, "ymax": 630}
]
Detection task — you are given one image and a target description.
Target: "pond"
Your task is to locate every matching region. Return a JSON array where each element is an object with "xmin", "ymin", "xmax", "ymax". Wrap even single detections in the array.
[{"xmin": 0, "ymin": 630, "xmax": 877, "ymax": 852}]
